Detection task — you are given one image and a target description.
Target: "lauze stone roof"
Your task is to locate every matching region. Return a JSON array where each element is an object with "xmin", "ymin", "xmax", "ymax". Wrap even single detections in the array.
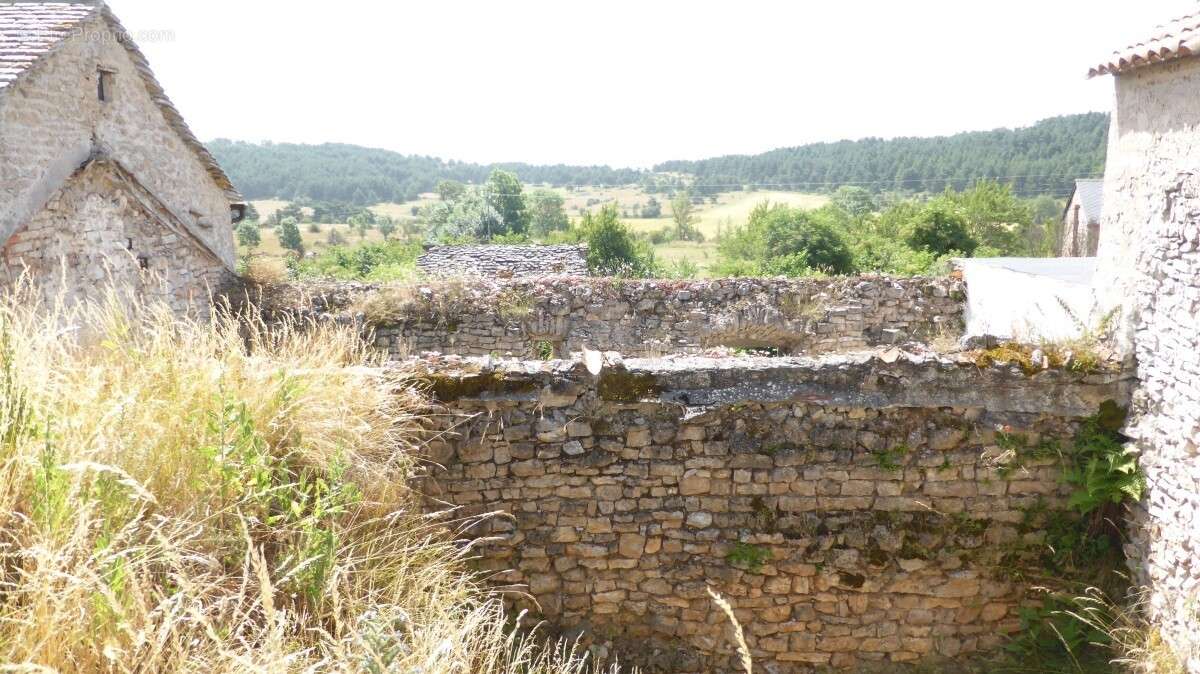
[
  {"xmin": 1090, "ymin": 12, "xmax": 1200, "ymax": 77},
  {"xmin": 416, "ymin": 244, "xmax": 590, "ymax": 278},
  {"xmin": 0, "ymin": 1, "xmax": 241, "ymax": 200}
]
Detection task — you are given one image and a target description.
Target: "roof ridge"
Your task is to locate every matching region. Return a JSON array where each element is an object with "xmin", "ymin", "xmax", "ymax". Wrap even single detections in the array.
[{"xmin": 0, "ymin": 1, "xmax": 241, "ymax": 201}]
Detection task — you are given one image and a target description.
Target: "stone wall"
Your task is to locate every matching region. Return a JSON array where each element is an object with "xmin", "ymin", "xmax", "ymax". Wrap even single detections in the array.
[
  {"xmin": 0, "ymin": 12, "xmax": 236, "ymax": 274},
  {"xmin": 1, "ymin": 157, "xmax": 235, "ymax": 315},
  {"xmin": 1093, "ymin": 57, "xmax": 1200, "ymax": 667},
  {"xmin": 416, "ymin": 244, "xmax": 590, "ymax": 278},
  {"xmin": 410, "ymin": 351, "xmax": 1131, "ymax": 672},
  {"xmin": 338, "ymin": 275, "xmax": 964, "ymax": 359}
]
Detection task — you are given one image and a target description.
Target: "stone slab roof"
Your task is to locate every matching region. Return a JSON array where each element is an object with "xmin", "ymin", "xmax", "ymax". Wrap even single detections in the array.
[
  {"xmin": 417, "ymin": 244, "xmax": 590, "ymax": 278},
  {"xmin": 1090, "ymin": 12, "xmax": 1200, "ymax": 77},
  {"xmin": 0, "ymin": 1, "xmax": 241, "ymax": 201}
]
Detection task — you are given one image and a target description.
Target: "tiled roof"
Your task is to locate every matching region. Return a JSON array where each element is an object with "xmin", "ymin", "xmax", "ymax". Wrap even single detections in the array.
[
  {"xmin": 0, "ymin": 1, "xmax": 241, "ymax": 201},
  {"xmin": 1090, "ymin": 12, "xmax": 1200, "ymax": 77}
]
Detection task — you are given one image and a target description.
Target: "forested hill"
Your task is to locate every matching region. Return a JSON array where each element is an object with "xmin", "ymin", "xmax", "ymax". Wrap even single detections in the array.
[
  {"xmin": 654, "ymin": 113, "xmax": 1109, "ymax": 196},
  {"xmin": 207, "ymin": 139, "xmax": 646, "ymax": 204}
]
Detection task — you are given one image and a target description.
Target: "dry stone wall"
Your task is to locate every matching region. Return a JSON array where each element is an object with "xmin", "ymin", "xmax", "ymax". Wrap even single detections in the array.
[
  {"xmin": 301, "ymin": 276, "xmax": 964, "ymax": 359},
  {"xmin": 416, "ymin": 244, "xmax": 589, "ymax": 278},
  {"xmin": 410, "ymin": 351, "xmax": 1131, "ymax": 672}
]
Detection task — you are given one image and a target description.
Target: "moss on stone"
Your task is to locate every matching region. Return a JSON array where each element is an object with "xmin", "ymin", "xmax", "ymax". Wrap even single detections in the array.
[
  {"xmin": 597, "ymin": 370, "xmax": 661, "ymax": 403},
  {"xmin": 417, "ymin": 372, "xmax": 536, "ymax": 402}
]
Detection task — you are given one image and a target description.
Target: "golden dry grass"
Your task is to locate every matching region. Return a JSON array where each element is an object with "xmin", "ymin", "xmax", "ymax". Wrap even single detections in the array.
[{"xmin": 0, "ymin": 283, "xmax": 617, "ymax": 673}]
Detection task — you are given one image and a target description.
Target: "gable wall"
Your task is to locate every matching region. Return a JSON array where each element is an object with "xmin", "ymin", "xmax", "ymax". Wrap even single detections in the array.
[
  {"xmin": 0, "ymin": 13, "xmax": 235, "ymax": 271},
  {"xmin": 1, "ymin": 159, "xmax": 233, "ymax": 314},
  {"xmin": 1095, "ymin": 56, "xmax": 1200, "ymax": 666}
]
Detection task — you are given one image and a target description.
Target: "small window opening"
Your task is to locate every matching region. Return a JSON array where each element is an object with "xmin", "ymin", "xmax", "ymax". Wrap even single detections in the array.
[
  {"xmin": 97, "ymin": 68, "xmax": 115, "ymax": 102},
  {"xmin": 126, "ymin": 238, "xmax": 134, "ymax": 251},
  {"xmin": 137, "ymin": 254, "xmax": 149, "ymax": 270}
]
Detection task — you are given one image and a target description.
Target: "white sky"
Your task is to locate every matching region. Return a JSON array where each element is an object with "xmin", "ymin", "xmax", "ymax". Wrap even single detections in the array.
[{"xmin": 110, "ymin": 0, "xmax": 1200, "ymax": 168}]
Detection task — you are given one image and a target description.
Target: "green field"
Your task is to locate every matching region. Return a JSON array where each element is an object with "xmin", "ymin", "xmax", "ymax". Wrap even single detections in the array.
[{"xmin": 244, "ymin": 188, "xmax": 830, "ymax": 277}]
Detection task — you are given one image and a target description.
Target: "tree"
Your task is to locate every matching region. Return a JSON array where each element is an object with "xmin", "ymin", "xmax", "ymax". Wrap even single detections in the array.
[
  {"xmin": 422, "ymin": 190, "xmax": 504, "ymax": 242},
  {"xmin": 527, "ymin": 189, "xmax": 569, "ymax": 236},
  {"xmin": 831, "ymin": 186, "xmax": 876, "ymax": 220},
  {"xmin": 436, "ymin": 180, "xmax": 467, "ymax": 202},
  {"xmin": 671, "ymin": 191, "xmax": 703, "ymax": 242},
  {"xmin": 579, "ymin": 205, "xmax": 656, "ymax": 277},
  {"xmin": 349, "ymin": 213, "xmax": 372, "ymax": 239},
  {"xmin": 275, "ymin": 217, "xmax": 304, "ymax": 256},
  {"xmin": 484, "ymin": 170, "xmax": 530, "ymax": 234},
  {"xmin": 906, "ymin": 205, "xmax": 978, "ymax": 256},
  {"xmin": 235, "ymin": 220, "xmax": 261, "ymax": 250},
  {"xmin": 641, "ymin": 197, "xmax": 662, "ymax": 218},
  {"xmin": 716, "ymin": 201, "xmax": 854, "ymax": 276},
  {"xmin": 243, "ymin": 202, "xmax": 261, "ymax": 222},
  {"xmin": 377, "ymin": 216, "xmax": 397, "ymax": 241}
]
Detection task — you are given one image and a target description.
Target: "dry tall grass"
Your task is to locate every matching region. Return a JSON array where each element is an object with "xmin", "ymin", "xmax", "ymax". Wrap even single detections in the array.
[{"xmin": 0, "ymin": 285, "xmax": 612, "ymax": 673}]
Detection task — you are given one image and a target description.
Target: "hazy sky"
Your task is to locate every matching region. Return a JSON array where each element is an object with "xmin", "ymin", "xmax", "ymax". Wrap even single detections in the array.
[{"xmin": 110, "ymin": 0, "xmax": 1199, "ymax": 168}]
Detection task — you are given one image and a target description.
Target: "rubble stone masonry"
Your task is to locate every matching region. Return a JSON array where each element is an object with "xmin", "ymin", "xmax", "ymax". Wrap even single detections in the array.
[
  {"xmin": 408, "ymin": 351, "xmax": 1131, "ymax": 672},
  {"xmin": 283, "ymin": 275, "xmax": 965, "ymax": 359},
  {"xmin": 1097, "ymin": 56, "xmax": 1200, "ymax": 667}
]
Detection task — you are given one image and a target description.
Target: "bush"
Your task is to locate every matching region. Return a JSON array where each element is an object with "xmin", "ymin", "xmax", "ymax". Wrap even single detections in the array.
[
  {"xmin": 578, "ymin": 204, "xmax": 658, "ymax": 277},
  {"xmin": 906, "ymin": 205, "xmax": 978, "ymax": 256},
  {"xmin": 293, "ymin": 241, "xmax": 423, "ymax": 281},
  {"xmin": 718, "ymin": 201, "xmax": 854, "ymax": 276}
]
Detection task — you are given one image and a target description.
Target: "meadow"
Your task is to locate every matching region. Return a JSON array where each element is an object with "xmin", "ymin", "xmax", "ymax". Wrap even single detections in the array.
[{"xmin": 246, "ymin": 187, "xmax": 829, "ymax": 277}]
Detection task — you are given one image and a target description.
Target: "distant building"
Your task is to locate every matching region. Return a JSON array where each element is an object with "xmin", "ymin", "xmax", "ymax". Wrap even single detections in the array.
[
  {"xmin": 417, "ymin": 244, "xmax": 590, "ymax": 278},
  {"xmin": 0, "ymin": 1, "xmax": 244, "ymax": 313},
  {"xmin": 1060, "ymin": 178, "xmax": 1104, "ymax": 257}
]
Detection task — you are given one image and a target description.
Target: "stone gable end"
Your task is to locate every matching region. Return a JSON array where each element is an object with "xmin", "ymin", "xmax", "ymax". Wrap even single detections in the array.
[
  {"xmin": 0, "ymin": 11, "xmax": 236, "ymax": 275},
  {"xmin": 2, "ymin": 157, "xmax": 233, "ymax": 314}
]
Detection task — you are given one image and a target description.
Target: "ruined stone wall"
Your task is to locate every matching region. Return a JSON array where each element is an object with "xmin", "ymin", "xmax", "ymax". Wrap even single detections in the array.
[
  {"xmin": 416, "ymin": 244, "xmax": 590, "ymax": 278},
  {"xmin": 1, "ymin": 159, "xmax": 234, "ymax": 315},
  {"xmin": 412, "ymin": 352, "xmax": 1130, "ymax": 672},
  {"xmin": 1093, "ymin": 58, "xmax": 1200, "ymax": 666},
  {"xmin": 0, "ymin": 13, "xmax": 235, "ymax": 269},
  {"xmin": 347, "ymin": 276, "xmax": 964, "ymax": 359}
]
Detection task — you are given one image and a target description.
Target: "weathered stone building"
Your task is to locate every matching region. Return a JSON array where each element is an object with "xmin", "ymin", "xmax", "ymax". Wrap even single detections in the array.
[
  {"xmin": 0, "ymin": 1, "xmax": 243, "ymax": 312},
  {"xmin": 1090, "ymin": 11, "xmax": 1200, "ymax": 668},
  {"xmin": 1060, "ymin": 178, "xmax": 1104, "ymax": 257}
]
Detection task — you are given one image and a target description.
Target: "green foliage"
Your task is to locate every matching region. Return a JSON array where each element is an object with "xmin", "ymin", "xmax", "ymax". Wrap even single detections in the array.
[
  {"xmin": 831, "ymin": 186, "xmax": 876, "ymax": 219},
  {"xmin": 292, "ymin": 241, "xmax": 423, "ymax": 281},
  {"xmin": 640, "ymin": 197, "xmax": 662, "ymax": 218},
  {"xmin": 208, "ymin": 139, "xmax": 643, "ymax": 206},
  {"xmin": 1006, "ymin": 595, "xmax": 1110, "ymax": 661},
  {"xmin": 1064, "ymin": 411, "xmax": 1145, "ymax": 517},
  {"xmin": 275, "ymin": 217, "xmax": 304, "ymax": 256},
  {"xmin": 436, "ymin": 179, "xmax": 466, "ymax": 202},
  {"xmin": 670, "ymin": 191, "xmax": 704, "ymax": 242},
  {"xmin": 578, "ymin": 205, "xmax": 658, "ymax": 277},
  {"xmin": 726, "ymin": 542, "xmax": 772, "ymax": 572},
  {"xmin": 532, "ymin": 340, "xmax": 555, "ymax": 361},
  {"xmin": 377, "ymin": 217, "xmax": 397, "ymax": 241},
  {"xmin": 906, "ymin": 204, "xmax": 977, "ymax": 256},
  {"xmin": 872, "ymin": 444, "xmax": 909, "ymax": 472},
  {"xmin": 655, "ymin": 113, "xmax": 1108, "ymax": 198},
  {"xmin": 717, "ymin": 201, "xmax": 853, "ymax": 276},
  {"xmin": 526, "ymin": 188, "xmax": 569, "ymax": 236},
  {"xmin": 483, "ymin": 170, "xmax": 530, "ymax": 234},
  {"xmin": 235, "ymin": 220, "xmax": 261, "ymax": 249}
]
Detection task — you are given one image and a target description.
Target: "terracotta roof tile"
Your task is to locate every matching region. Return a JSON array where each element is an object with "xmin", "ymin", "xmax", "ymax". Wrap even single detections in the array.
[
  {"xmin": 0, "ymin": 1, "xmax": 241, "ymax": 201},
  {"xmin": 1090, "ymin": 12, "xmax": 1200, "ymax": 77}
]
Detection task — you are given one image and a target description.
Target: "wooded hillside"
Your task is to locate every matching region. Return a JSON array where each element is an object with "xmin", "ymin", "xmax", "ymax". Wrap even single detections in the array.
[{"xmin": 655, "ymin": 113, "xmax": 1109, "ymax": 196}]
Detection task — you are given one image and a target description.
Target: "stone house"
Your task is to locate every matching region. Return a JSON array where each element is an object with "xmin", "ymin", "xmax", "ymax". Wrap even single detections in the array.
[
  {"xmin": 1090, "ymin": 11, "xmax": 1200, "ymax": 666},
  {"xmin": 0, "ymin": 1, "xmax": 243, "ymax": 313},
  {"xmin": 1059, "ymin": 178, "xmax": 1104, "ymax": 257}
]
